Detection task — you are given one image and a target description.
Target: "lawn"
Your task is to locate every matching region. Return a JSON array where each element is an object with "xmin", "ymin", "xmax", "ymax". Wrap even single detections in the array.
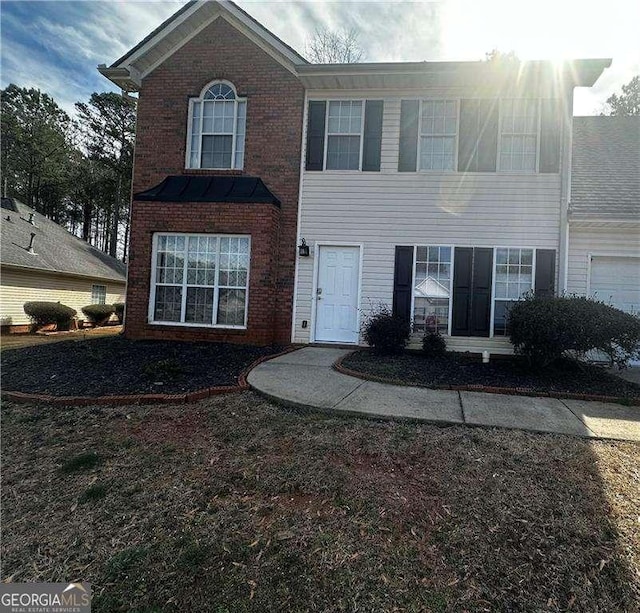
[
  {"xmin": 341, "ymin": 350, "xmax": 640, "ymax": 401},
  {"xmin": 1, "ymin": 337, "xmax": 283, "ymax": 396},
  {"xmin": 2, "ymin": 392, "xmax": 639, "ymax": 612}
]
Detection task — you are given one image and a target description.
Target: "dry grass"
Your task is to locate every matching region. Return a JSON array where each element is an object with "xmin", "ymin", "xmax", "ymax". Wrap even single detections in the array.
[
  {"xmin": 2, "ymin": 392, "xmax": 639, "ymax": 612},
  {"xmin": 0, "ymin": 326, "xmax": 121, "ymax": 351}
]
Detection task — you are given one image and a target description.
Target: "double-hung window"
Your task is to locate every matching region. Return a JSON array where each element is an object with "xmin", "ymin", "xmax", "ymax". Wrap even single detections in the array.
[
  {"xmin": 326, "ymin": 100, "xmax": 363, "ymax": 170},
  {"xmin": 419, "ymin": 100, "xmax": 458, "ymax": 170},
  {"xmin": 91, "ymin": 284, "xmax": 107, "ymax": 305},
  {"xmin": 493, "ymin": 247, "xmax": 534, "ymax": 335},
  {"xmin": 151, "ymin": 233, "xmax": 250, "ymax": 328},
  {"xmin": 413, "ymin": 246, "xmax": 453, "ymax": 334},
  {"xmin": 187, "ymin": 81, "xmax": 247, "ymax": 170},
  {"xmin": 499, "ymin": 99, "xmax": 538, "ymax": 172}
]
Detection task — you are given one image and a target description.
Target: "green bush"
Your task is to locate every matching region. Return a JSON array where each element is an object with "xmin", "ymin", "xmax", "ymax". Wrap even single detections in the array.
[
  {"xmin": 508, "ymin": 294, "xmax": 640, "ymax": 368},
  {"xmin": 422, "ymin": 331, "xmax": 447, "ymax": 357},
  {"xmin": 82, "ymin": 303, "xmax": 115, "ymax": 325},
  {"xmin": 362, "ymin": 305, "xmax": 410, "ymax": 355},
  {"xmin": 23, "ymin": 301, "xmax": 76, "ymax": 331},
  {"xmin": 113, "ymin": 302, "xmax": 125, "ymax": 324}
]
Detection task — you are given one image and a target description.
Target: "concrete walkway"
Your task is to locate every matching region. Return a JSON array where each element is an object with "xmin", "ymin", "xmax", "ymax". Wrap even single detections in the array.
[{"xmin": 248, "ymin": 347, "xmax": 640, "ymax": 442}]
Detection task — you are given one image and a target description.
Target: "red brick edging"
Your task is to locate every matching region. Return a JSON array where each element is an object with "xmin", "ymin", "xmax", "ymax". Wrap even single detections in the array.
[
  {"xmin": 333, "ymin": 352, "xmax": 640, "ymax": 407},
  {"xmin": 2, "ymin": 345, "xmax": 301, "ymax": 407}
]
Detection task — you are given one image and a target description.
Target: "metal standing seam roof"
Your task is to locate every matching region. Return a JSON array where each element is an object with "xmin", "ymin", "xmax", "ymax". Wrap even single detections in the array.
[
  {"xmin": 134, "ymin": 175, "xmax": 281, "ymax": 205},
  {"xmin": 570, "ymin": 116, "xmax": 640, "ymax": 220},
  {"xmin": 1, "ymin": 198, "xmax": 127, "ymax": 282}
]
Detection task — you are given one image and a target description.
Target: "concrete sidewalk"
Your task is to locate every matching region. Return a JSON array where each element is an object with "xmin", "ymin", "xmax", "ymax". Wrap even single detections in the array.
[{"xmin": 248, "ymin": 347, "xmax": 640, "ymax": 442}]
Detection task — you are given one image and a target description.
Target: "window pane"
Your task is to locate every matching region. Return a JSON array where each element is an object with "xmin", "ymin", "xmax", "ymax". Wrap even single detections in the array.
[
  {"xmin": 201, "ymin": 135, "xmax": 232, "ymax": 168},
  {"xmin": 493, "ymin": 248, "xmax": 534, "ymax": 333},
  {"xmin": 217, "ymin": 289, "xmax": 246, "ymax": 326},
  {"xmin": 154, "ymin": 286, "xmax": 182, "ymax": 322},
  {"xmin": 91, "ymin": 285, "xmax": 107, "ymax": 305},
  {"xmin": 499, "ymin": 99, "xmax": 538, "ymax": 172},
  {"xmin": 326, "ymin": 135, "xmax": 360, "ymax": 170},
  {"xmin": 187, "ymin": 236, "xmax": 217, "ymax": 286},
  {"xmin": 327, "ymin": 100, "xmax": 362, "ymax": 135},
  {"xmin": 185, "ymin": 287, "xmax": 214, "ymax": 324}
]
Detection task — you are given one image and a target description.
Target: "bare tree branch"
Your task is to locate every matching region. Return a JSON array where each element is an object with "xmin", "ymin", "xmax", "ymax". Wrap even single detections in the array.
[{"xmin": 306, "ymin": 27, "xmax": 365, "ymax": 64}]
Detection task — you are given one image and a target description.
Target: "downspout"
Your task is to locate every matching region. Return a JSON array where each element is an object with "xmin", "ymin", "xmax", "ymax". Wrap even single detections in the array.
[{"xmin": 558, "ymin": 87, "xmax": 574, "ymax": 295}]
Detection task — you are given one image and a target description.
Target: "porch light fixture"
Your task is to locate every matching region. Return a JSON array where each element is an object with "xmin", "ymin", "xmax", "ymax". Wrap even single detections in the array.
[{"xmin": 298, "ymin": 238, "xmax": 310, "ymax": 257}]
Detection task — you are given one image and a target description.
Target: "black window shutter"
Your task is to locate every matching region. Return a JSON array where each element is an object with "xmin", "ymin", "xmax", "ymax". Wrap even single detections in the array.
[
  {"xmin": 535, "ymin": 249, "xmax": 556, "ymax": 297},
  {"xmin": 539, "ymin": 99, "xmax": 561, "ymax": 173},
  {"xmin": 305, "ymin": 101, "xmax": 326, "ymax": 171},
  {"xmin": 398, "ymin": 100, "xmax": 419, "ymax": 172},
  {"xmin": 392, "ymin": 246, "xmax": 414, "ymax": 322},
  {"xmin": 470, "ymin": 248, "xmax": 493, "ymax": 337},
  {"xmin": 452, "ymin": 247, "xmax": 473, "ymax": 335},
  {"xmin": 476, "ymin": 100, "xmax": 499, "ymax": 172},
  {"xmin": 362, "ymin": 100, "xmax": 383, "ymax": 171},
  {"xmin": 458, "ymin": 99, "xmax": 498, "ymax": 172}
]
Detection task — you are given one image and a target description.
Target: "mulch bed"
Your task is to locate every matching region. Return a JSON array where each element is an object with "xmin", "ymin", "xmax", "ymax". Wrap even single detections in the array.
[
  {"xmin": 2, "ymin": 393, "xmax": 639, "ymax": 611},
  {"xmin": 1, "ymin": 336, "xmax": 284, "ymax": 396},
  {"xmin": 341, "ymin": 350, "xmax": 640, "ymax": 400}
]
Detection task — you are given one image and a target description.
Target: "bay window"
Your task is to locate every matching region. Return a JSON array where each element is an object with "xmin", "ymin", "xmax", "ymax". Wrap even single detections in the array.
[
  {"xmin": 186, "ymin": 81, "xmax": 247, "ymax": 170},
  {"xmin": 150, "ymin": 233, "xmax": 250, "ymax": 327}
]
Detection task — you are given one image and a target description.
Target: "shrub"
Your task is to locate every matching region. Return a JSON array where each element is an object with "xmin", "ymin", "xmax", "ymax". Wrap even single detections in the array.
[
  {"xmin": 23, "ymin": 301, "xmax": 76, "ymax": 331},
  {"xmin": 82, "ymin": 303, "xmax": 115, "ymax": 325},
  {"xmin": 362, "ymin": 305, "xmax": 410, "ymax": 355},
  {"xmin": 113, "ymin": 302, "xmax": 125, "ymax": 324},
  {"xmin": 422, "ymin": 331, "xmax": 447, "ymax": 357},
  {"xmin": 508, "ymin": 294, "xmax": 640, "ymax": 368}
]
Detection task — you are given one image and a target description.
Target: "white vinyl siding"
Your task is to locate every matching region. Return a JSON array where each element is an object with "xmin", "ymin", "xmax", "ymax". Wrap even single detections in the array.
[
  {"xmin": 294, "ymin": 95, "xmax": 564, "ymax": 348},
  {"xmin": 0, "ymin": 268, "xmax": 125, "ymax": 326},
  {"xmin": 567, "ymin": 226, "xmax": 640, "ymax": 299}
]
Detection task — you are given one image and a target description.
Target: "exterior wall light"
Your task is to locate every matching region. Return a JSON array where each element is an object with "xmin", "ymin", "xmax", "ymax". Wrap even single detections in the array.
[{"xmin": 298, "ymin": 238, "xmax": 310, "ymax": 257}]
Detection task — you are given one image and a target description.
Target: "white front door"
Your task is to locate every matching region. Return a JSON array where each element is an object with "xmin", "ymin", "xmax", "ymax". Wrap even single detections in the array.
[{"xmin": 315, "ymin": 246, "xmax": 360, "ymax": 343}]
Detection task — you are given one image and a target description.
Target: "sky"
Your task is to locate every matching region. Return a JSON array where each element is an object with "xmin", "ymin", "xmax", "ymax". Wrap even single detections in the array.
[{"xmin": 1, "ymin": 0, "xmax": 638, "ymax": 117}]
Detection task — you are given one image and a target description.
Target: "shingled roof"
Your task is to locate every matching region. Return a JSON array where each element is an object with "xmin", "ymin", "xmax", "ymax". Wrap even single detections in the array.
[
  {"xmin": 1, "ymin": 198, "xmax": 126, "ymax": 282},
  {"xmin": 570, "ymin": 116, "xmax": 640, "ymax": 221}
]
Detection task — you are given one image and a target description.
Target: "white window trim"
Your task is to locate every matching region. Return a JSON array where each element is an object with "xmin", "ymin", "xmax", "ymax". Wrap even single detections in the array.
[
  {"xmin": 490, "ymin": 246, "xmax": 537, "ymax": 338},
  {"xmin": 416, "ymin": 98, "xmax": 460, "ymax": 173},
  {"xmin": 185, "ymin": 79, "xmax": 247, "ymax": 171},
  {"xmin": 410, "ymin": 244, "xmax": 455, "ymax": 336},
  {"xmin": 497, "ymin": 99, "xmax": 541, "ymax": 174},
  {"xmin": 322, "ymin": 98, "xmax": 367, "ymax": 172},
  {"xmin": 91, "ymin": 284, "xmax": 107, "ymax": 305},
  {"xmin": 148, "ymin": 232, "xmax": 251, "ymax": 330}
]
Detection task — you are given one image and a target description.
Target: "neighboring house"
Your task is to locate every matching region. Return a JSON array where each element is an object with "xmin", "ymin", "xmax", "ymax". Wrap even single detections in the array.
[
  {"xmin": 100, "ymin": 0, "xmax": 611, "ymax": 352},
  {"xmin": 567, "ymin": 116, "xmax": 639, "ymax": 317},
  {"xmin": 0, "ymin": 198, "xmax": 127, "ymax": 332}
]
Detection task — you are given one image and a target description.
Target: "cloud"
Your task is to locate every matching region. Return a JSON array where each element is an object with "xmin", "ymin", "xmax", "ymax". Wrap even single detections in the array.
[{"xmin": 0, "ymin": 0, "xmax": 637, "ymax": 117}]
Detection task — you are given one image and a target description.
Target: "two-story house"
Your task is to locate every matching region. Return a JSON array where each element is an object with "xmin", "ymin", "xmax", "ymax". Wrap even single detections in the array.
[{"xmin": 100, "ymin": 0, "xmax": 613, "ymax": 353}]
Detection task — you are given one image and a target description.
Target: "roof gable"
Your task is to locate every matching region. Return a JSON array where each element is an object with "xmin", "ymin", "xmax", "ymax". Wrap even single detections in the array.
[
  {"xmin": 1, "ymin": 199, "xmax": 127, "ymax": 282},
  {"xmin": 100, "ymin": 0, "xmax": 307, "ymax": 90}
]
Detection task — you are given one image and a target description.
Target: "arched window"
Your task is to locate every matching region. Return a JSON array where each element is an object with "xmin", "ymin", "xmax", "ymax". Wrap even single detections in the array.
[{"xmin": 186, "ymin": 80, "xmax": 247, "ymax": 170}]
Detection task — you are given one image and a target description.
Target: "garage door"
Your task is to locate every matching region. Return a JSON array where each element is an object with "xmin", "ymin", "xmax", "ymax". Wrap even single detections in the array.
[{"xmin": 590, "ymin": 256, "xmax": 640, "ymax": 315}]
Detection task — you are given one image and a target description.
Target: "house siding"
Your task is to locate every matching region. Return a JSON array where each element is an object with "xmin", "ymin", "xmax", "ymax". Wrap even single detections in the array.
[
  {"xmin": 126, "ymin": 17, "xmax": 303, "ymax": 346},
  {"xmin": 0, "ymin": 267, "xmax": 125, "ymax": 327},
  {"xmin": 294, "ymin": 96, "xmax": 564, "ymax": 347},
  {"xmin": 567, "ymin": 225, "xmax": 640, "ymax": 296}
]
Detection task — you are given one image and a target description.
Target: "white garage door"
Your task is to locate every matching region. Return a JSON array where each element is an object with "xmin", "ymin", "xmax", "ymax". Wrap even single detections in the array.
[{"xmin": 590, "ymin": 256, "xmax": 640, "ymax": 315}]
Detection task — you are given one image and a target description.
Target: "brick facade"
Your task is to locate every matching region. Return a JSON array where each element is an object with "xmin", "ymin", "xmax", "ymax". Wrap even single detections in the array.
[{"xmin": 125, "ymin": 17, "xmax": 304, "ymax": 345}]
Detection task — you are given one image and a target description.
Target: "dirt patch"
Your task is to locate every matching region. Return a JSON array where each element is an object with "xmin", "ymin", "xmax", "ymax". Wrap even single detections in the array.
[
  {"xmin": 342, "ymin": 349, "xmax": 640, "ymax": 400},
  {"xmin": 1, "ymin": 336, "xmax": 284, "ymax": 396},
  {"xmin": 2, "ymin": 392, "xmax": 639, "ymax": 612}
]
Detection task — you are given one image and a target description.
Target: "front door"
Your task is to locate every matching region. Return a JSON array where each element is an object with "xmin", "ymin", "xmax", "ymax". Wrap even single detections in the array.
[{"xmin": 315, "ymin": 246, "xmax": 360, "ymax": 343}]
